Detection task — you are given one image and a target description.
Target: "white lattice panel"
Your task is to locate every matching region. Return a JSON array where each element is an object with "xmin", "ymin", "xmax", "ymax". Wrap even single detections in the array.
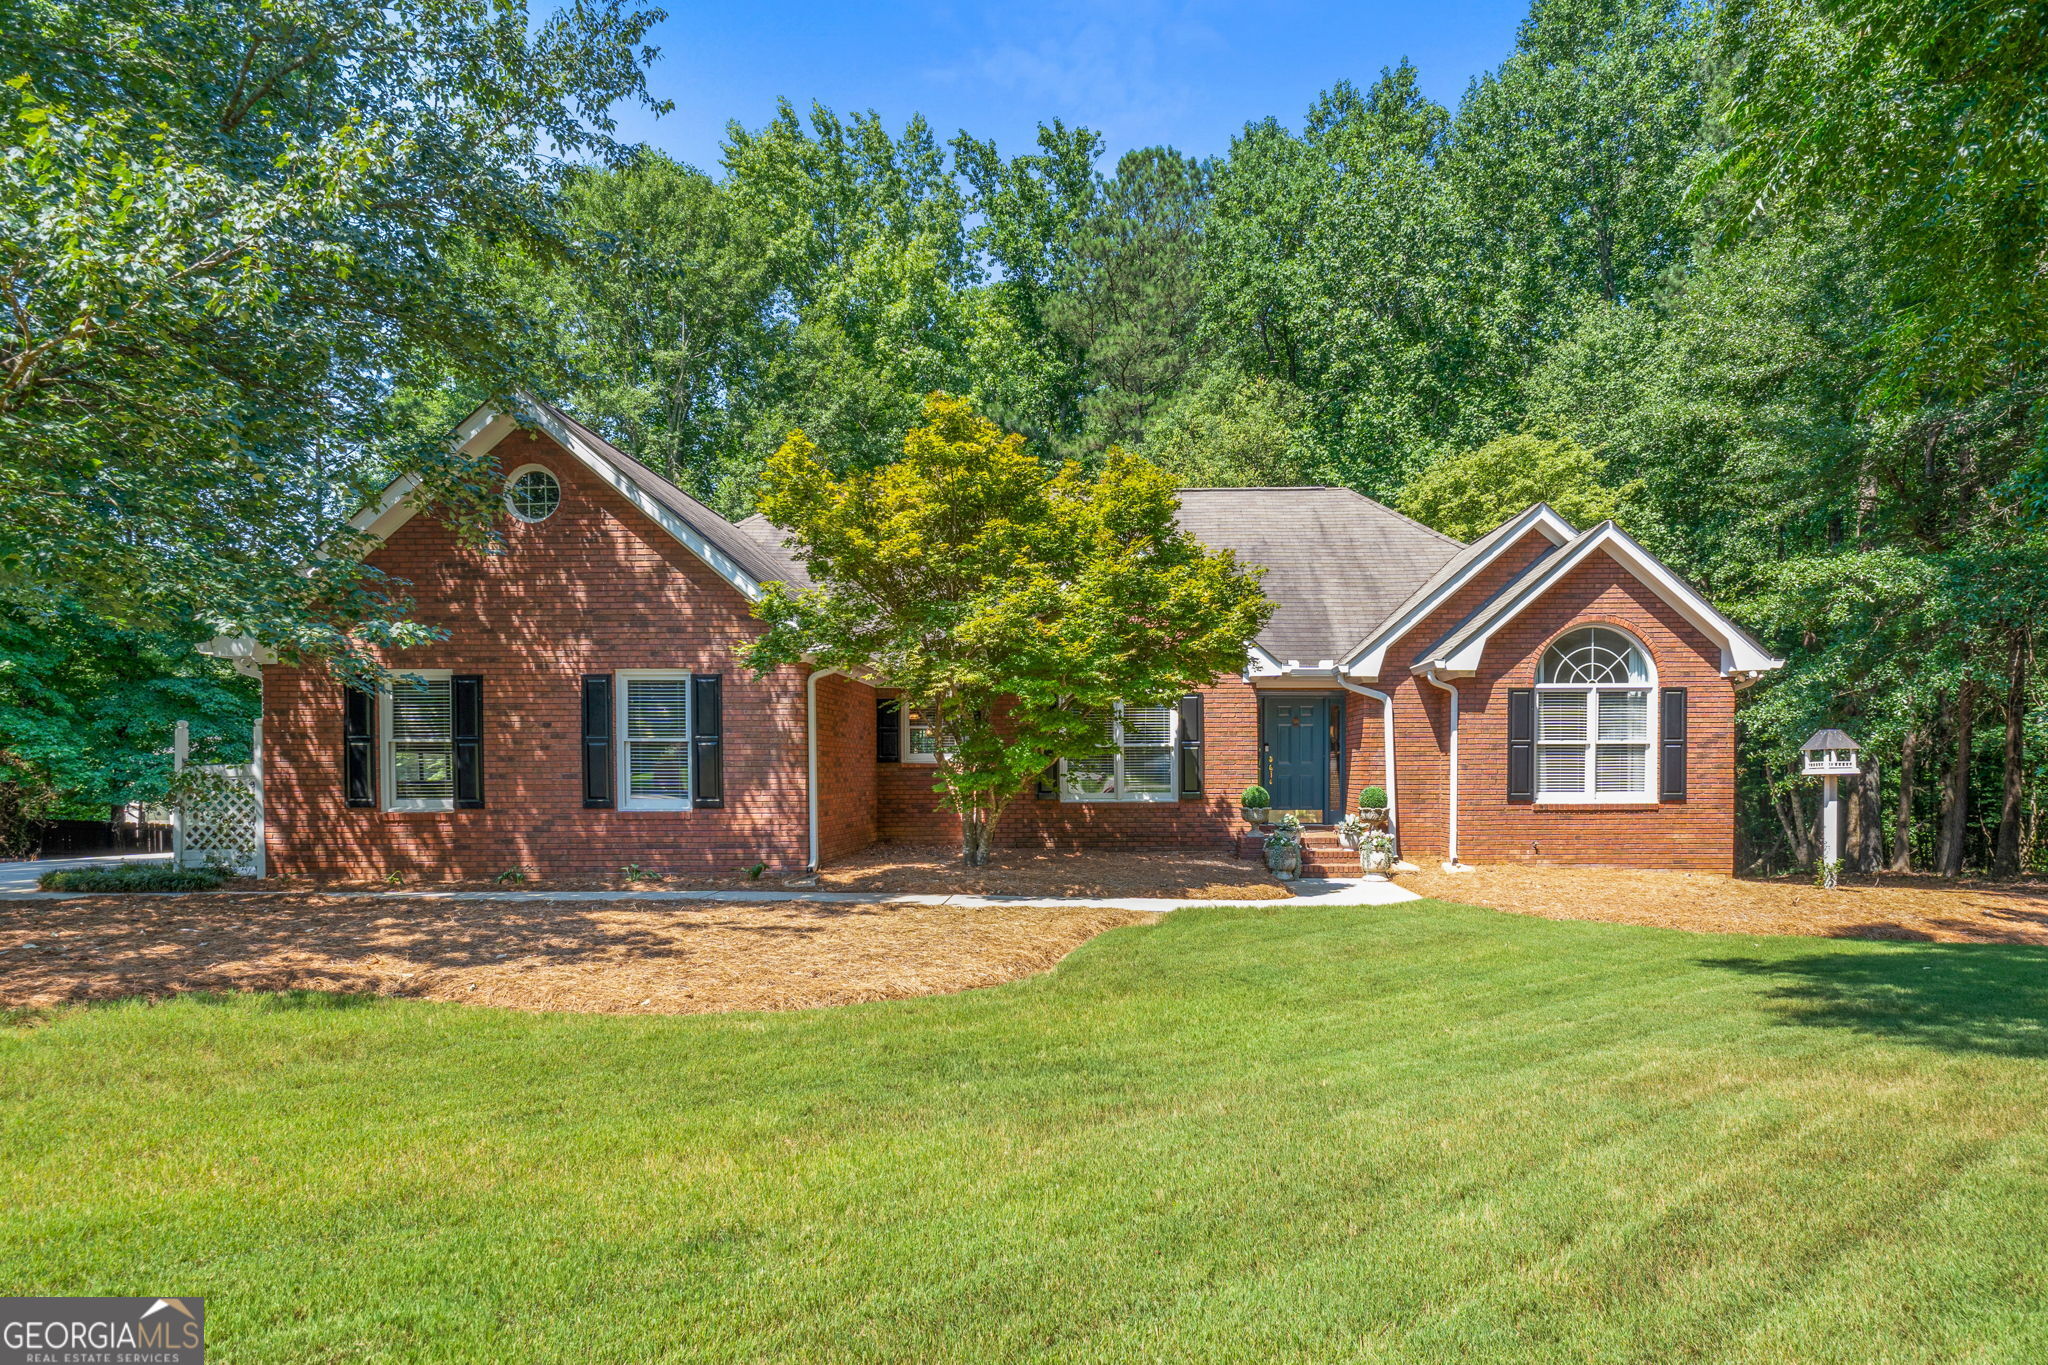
[{"xmin": 179, "ymin": 764, "xmax": 263, "ymax": 876}]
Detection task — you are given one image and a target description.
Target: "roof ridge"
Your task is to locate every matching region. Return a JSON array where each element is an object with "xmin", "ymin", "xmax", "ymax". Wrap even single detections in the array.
[{"xmin": 1327, "ymin": 486, "xmax": 1465, "ymax": 548}]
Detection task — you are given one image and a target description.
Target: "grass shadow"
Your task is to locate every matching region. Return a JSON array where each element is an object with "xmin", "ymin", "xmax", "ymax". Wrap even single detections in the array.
[{"xmin": 1699, "ymin": 943, "xmax": 2048, "ymax": 1057}]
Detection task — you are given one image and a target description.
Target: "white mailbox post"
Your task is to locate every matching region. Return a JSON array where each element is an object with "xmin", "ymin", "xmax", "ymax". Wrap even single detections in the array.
[{"xmin": 1800, "ymin": 729, "xmax": 1862, "ymax": 888}]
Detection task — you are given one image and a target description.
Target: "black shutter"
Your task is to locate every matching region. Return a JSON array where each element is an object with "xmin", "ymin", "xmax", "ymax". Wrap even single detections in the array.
[
  {"xmin": 343, "ymin": 686, "xmax": 376, "ymax": 808},
  {"xmin": 1178, "ymin": 694, "xmax": 1205, "ymax": 797},
  {"xmin": 876, "ymin": 697, "xmax": 901, "ymax": 762},
  {"xmin": 691, "ymin": 673, "xmax": 724, "ymax": 808},
  {"xmin": 1660, "ymin": 687, "xmax": 1688, "ymax": 801},
  {"xmin": 1507, "ymin": 687, "xmax": 1535, "ymax": 802},
  {"xmin": 581, "ymin": 674, "xmax": 613, "ymax": 808},
  {"xmin": 452, "ymin": 675, "xmax": 484, "ymax": 808},
  {"xmin": 1036, "ymin": 764, "xmax": 1058, "ymax": 799}
]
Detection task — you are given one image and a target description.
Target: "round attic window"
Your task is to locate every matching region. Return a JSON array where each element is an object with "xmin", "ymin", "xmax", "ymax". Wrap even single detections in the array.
[{"xmin": 506, "ymin": 467, "xmax": 561, "ymax": 522}]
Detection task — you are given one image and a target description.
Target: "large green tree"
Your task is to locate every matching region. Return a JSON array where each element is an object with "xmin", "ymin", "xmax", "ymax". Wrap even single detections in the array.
[
  {"xmin": 0, "ymin": 0, "xmax": 668, "ymax": 664},
  {"xmin": 746, "ymin": 395, "xmax": 1270, "ymax": 865}
]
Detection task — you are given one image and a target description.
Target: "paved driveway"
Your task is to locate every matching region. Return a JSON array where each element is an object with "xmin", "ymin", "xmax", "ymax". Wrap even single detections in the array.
[{"xmin": 0, "ymin": 853, "xmax": 172, "ymax": 893}]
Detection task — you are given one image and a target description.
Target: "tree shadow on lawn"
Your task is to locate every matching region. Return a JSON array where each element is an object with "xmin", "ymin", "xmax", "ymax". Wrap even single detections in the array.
[{"xmin": 1699, "ymin": 944, "xmax": 2048, "ymax": 1057}]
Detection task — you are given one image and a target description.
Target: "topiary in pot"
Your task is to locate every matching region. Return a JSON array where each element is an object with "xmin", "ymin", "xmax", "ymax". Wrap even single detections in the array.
[
  {"xmin": 1239, "ymin": 784, "xmax": 1271, "ymax": 824},
  {"xmin": 1357, "ymin": 784, "xmax": 1389, "ymax": 830}
]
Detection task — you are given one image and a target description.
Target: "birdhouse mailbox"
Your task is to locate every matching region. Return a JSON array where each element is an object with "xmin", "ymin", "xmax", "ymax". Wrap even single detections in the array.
[
  {"xmin": 1800, "ymin": 729, "xmax": 1861, "ymax": 889},
  {"xmin": 1800, "ymin": 729, "xmax": 1862, "ymax": 776}
]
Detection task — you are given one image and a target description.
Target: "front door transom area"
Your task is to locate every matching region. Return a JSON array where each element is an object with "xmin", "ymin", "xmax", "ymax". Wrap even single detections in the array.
[{"xmin": 1259, "ymin": 694, "xmax": 1343, "ymax": 824}]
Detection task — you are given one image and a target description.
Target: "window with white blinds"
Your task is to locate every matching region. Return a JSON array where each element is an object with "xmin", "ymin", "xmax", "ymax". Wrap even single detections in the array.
[
  {"xmin": 1061, "ymin": 701, "xmax": 1178, "ymax": 802},
  {"xmin": 387, "ymin": 673, "xmax": 455, "ymax": 808},
  {"xmin": 618, "ymin": 673, "xmax": 691, "ymax": 809},
  {"xmin": 1534, "ymin": 627, "xmax": 1655, "ymax": 800}
]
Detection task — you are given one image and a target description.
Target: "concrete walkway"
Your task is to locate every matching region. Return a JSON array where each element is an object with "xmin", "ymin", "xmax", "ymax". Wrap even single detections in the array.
[
  {"xmin": 0, "ymin": 853, "xmax": 172, "ymax": 893},
  {"xmin": 0, "ymin": 869, "xmax": 1418, "ymax": 911}
]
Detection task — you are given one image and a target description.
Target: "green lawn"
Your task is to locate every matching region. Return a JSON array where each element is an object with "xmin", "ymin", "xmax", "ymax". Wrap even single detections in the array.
[{"xmin": 4, "ymin": 900, "xmax": 2047, "ymax": 1363}]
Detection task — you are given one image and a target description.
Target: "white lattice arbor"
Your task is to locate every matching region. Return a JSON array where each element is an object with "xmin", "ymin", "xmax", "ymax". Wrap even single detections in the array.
[{"xmin": 173, "ymin": 719, "xmax": 266, "ymax": 877}]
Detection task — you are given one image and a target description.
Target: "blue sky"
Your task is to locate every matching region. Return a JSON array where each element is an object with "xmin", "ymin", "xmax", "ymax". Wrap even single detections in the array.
[{"xmin": 610, "ymin": 1, "xmax": 1531, "ymax": 174}]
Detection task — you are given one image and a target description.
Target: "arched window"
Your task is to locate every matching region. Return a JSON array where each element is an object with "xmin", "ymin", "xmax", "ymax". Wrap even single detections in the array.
[{"xmin": 1535, "ymin": 627, "xmax": 1654, "ymax": 798}]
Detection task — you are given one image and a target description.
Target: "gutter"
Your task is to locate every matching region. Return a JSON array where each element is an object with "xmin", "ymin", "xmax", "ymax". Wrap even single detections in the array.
[
  {"xmin": 1420, "ymin": 666, "xmax": 1462, "ymax": 870},
  {"xmin": 804, "ymin": 667, "xmax": 843, "ymax": 872},
  {"xmin": 1332, "ymin": 675, "xmax": 1401, "ymax": 857}
]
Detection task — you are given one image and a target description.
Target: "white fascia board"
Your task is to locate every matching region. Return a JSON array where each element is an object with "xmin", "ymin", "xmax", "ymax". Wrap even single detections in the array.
[
  {"xmin": 1342, "ymin": 504, "xmax": 1578, "ymax": 679},
  {"xmin": 1431, "ymin": 524, "xmax": 1784, "ymax": 677},
  {"xmin": 1246, "ymin": 645, "xmax": 1287, "ymax": 677},
  {"xmin": 349, "ymin": 471, "xmax": 424, "ymax": 542},
  {"xmin": 460, "ymin": 401, "xmax": 764, "ymax": 604}
]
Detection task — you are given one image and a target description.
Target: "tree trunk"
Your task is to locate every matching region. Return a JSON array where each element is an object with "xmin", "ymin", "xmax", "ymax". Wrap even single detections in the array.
[
  {"xmin": 1994, "ymin": 633, "xmax": 2030, "ymax": 877},
  {"xmin": 1851, "ymin": 761, "xmax": 1884, "ymax": 872},
  {"xmin": 1774, "ymin": 786, "xmax": 1817, "ymax": 869},
  {"xmin": 1890, "ymin": 728, "xmax": 1919, "ymax": 871},
  {"xmin": 958, "ymin": 807, "xmax": 996, "ymax": 867},
  {"xmin": 1936, "ymin": 679, "xmax": 1977, "ymax": 877}
]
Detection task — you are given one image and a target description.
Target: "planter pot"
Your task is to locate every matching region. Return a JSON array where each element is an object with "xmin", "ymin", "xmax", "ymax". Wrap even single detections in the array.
[
  {"xmin": 1264, "ymin": 844, "xmax": 1301, "ymax": 877},
  {"xmin": 1360, "ymin": 809, "xmax": 1390, "ymax": 832},
  {"xmin": 1241, "ymin": 807, "xmax": 1270, "ymax": 825},
  {"xmin": 1336, "ymin": 827, "xmax": 1362, "ymax": 850}
]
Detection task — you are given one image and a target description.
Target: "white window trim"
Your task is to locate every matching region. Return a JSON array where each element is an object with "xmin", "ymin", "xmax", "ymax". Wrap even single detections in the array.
[
  {"xmin": 381, "ymin": 669, "xmax": 455, "ymax": 812},
  {"xmin": 615, "ymin": 669, "xmax": 693, "ymax": 811},
  {"xmin": 504, "ymin": 463, "xmax": 563, "ymax": 523},
  {"xmin": 1060, "ymin": 701, "xmax": 1181, "ymax": 804},
  {"xmin": 899, "ymin": 701, "xmax": 939, "ymax": 765},
  {"xmin": 1533, "ymin": 626, "xmax": 1659, "ymax": 805}
]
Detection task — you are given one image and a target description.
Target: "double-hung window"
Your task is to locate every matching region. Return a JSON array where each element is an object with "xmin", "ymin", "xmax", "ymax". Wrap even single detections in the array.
[
  {"xmin": 384, "ymin": 671, "xmax": 456, "ymax": 810},
  {"xmin": 617, "ymin": 671, "xmax": 692, "ymax": 809},
  {"xmin": 901, "ymin": 704, "xmax": 939, "ymax": 763},
  {"xmin": 1061, "ymin": 701, "xmax": 1177, "ymax": 802},
  {"xmin": 1534, "ymin": 627, "xmax": 1655, "ymax": 801}
]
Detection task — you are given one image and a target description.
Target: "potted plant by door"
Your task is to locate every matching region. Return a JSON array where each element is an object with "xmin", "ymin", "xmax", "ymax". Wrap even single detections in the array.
[
  {"xmin": 1264, "ymin": 813, "xmax": 1303, "ymax": 879},
  {"xmin": 1359, "ymin": 830, "xmax": 1397, "ymax": 879},
  {"xmin": 1240, "ymin": 785, "xmax": 1271, "ymax": 826},
  {"xmin": 1335, "ymin": 812, "xmax": 1367, "ymax": 850},
  {"xmin": 1357, "ymin": 785, "xmax": 1390, "ymax": 832}
]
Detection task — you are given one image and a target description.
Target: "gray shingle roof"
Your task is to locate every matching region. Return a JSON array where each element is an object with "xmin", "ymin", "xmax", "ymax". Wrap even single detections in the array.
[
  {"xmin": 1172, "ymin": 487, "xmax": 1463, "ymax": 664},
  {"xmin": 732, "ymin": 512, "xmax": 812, "ymax": 588}
]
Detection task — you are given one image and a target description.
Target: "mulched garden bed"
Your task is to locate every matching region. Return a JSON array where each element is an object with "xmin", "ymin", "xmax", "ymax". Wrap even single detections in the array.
[
  {"xmin": 0, "ymin": 894, "xmax": 1154, "ymax": 1015},
  {"xmin": 1403, "ymin": 863, "xmax": 2048, "ymax": 944},
  {"xmin": 228, "ymin": 845, "xmax": 1291, "ymax": 901}
]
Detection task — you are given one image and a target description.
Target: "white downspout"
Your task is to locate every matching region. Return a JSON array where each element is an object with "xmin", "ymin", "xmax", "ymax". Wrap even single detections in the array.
[
  {"xmin": 805, "ymin": 668, "xmax": 844, "ymax": 872},
  {"xmin": 1421, "ymin": 667, "xmax": 1461, "ymax": 870},
  {"xmin": 1335, "ymin": 676, "xmax": 1399, "ymax": 856}
]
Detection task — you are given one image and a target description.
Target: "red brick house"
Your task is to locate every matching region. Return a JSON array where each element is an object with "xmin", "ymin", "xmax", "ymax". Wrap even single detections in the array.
[{"xmin": 239, "ymin": 399, "xmax": 1780, "ymax": 880}]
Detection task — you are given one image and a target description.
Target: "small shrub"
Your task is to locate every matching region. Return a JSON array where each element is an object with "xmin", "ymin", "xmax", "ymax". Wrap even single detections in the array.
[
  {"xmin": 617, "ymin": 863, "xmax": 661, "ymax": 883},
  {"xmin": 1240, "ymin": 785, "xmax": 1271, "ymax": 808},
  {"xmin": 38, "ymin": 863, "xmax": 226, "ymax": 892},
  {"xmin": 1358, "ymin": 785, "xmax": 1388, "ymax": 810},
  {"xmin": 383, "ymin": 871, "xmax": 405, "ymax": 886},
  {"xmin": 741, "ymin": 862, "xmax": 767, "ymax": 881},
  {"xmin": 495, "ymin": 867, "xmax": 530, "ymax": 885}
]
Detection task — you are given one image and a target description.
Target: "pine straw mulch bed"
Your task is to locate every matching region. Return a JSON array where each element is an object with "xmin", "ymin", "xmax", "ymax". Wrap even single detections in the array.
[
  {"xmin": 1401, "ymin": 863, "xmax": 2048, "ymax": 945},
  {"xmin": 227, "ymin": 845, "xmax": 1291, "ymax": 901},
  {"xmin": 0, "ymin": 895, "xmax": 1154, "ymax": 1016}
]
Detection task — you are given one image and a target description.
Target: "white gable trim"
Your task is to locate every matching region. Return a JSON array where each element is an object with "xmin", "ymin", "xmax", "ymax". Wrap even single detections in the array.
[
  {"xmin": 1419, "ymin": 522, "xmax": 1783, "ymax": 679},
  {"xmin": 1342, "ymin": 504, "xmax": 1577, "ymax": 679},
  {"xmin": 360, "ymin": 400, "xmax": 764, "ymax": 602}
]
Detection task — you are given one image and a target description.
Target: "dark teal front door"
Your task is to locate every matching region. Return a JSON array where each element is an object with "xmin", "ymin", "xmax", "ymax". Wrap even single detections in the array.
[{"xmin": 1261, "ymin": 696, "xmax": 1330, "ymax": 819}]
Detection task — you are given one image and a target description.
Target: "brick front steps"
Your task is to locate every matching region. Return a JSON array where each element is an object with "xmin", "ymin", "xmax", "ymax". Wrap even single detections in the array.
[{"xmin": 1235, "ymin": 827, "xmax": 1364, "ymax": 877}]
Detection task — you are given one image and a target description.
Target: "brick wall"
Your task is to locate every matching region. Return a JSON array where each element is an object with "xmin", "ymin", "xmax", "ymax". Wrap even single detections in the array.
[
  {"xmin": 1369, "ymin": 539, "xmax": 1739, "ymax": 872},
  {"xmin": 874, "ymin": 677, "xmax": 1261, "ymax": 853},
  {"xmin": 815, "ymin": 673, "xmax": 878, "ymax": 863},
  {"xmin": 262, "ymin": 429, "xmax": 815, "ymax": 879}
]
